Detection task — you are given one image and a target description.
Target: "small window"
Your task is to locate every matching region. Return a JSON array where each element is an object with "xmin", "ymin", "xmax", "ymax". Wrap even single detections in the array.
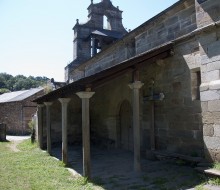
[{"xmin": 191, "ymin": 70, "xmax": 201, "ymax": 100}]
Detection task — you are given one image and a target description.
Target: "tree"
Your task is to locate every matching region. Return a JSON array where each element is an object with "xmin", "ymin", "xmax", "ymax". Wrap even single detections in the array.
[{"xmin": 0, "ymin": 73, "xmax": 49, "ymax": 93}]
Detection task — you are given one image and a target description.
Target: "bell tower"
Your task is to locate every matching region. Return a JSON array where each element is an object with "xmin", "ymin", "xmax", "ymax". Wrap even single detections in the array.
[{"xmin": 65, "ymin": 0, "xmax": 127, "ymax": 82}]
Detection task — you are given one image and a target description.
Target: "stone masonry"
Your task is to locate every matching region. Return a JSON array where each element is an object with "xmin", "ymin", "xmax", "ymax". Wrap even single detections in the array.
[
  {"xmin": 196, "ymin": 0, "xmax": 220, "ymax": 161},
  {"xmin": 0, "ymin": 89, "xmax": 44, "ymax": 135},
  {"xmin": 36, "ymin": 0, "xmax": 220, "ymax": 164}
]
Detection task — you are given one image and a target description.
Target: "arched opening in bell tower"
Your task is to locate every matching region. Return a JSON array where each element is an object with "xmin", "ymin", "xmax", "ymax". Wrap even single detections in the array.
[{"xmin": 103, "ymin": 15, "xmax": 110, "ymax": 30}]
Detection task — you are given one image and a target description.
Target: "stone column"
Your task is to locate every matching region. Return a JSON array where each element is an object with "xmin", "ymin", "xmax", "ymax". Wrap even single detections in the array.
[
  {"xmin": 44, "ymin": 102, "xmax": 53, "ymax": 155},
  {"xmin": 129, "ymin": 81, "xmax": 144, "ymax": 172},
  {"xmin": 37, "ymin": 104, "xmax": 44, "ymax": 149},
  {"xmin": 76, "ymin": 91, "xmax": 95, "ymax": 178},
  {"xmin": 59, "ymin": 98, "xmax": 71, "ymax": 165}
]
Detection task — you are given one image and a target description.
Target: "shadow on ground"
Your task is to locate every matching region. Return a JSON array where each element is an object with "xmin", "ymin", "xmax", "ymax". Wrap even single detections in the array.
[{"xmin": 50, "ymin": 145, "xmax": 209, "ymax": 190}]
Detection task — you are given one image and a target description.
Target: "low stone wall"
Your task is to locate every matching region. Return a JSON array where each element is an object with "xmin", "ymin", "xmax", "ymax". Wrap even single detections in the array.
[{"xmin": 0, "ymin": 123, "xmax": 6, "ymax": 141}]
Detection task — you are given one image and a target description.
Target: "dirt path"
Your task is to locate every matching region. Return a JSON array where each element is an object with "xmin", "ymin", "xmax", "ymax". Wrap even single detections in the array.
[{"xmin": 6, "ymin": 136, "xmax": 30, "ymax": 152}]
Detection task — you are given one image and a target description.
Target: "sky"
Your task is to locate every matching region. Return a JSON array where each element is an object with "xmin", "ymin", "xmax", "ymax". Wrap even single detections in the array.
[{"xmin": 0, "ymin": 0, "xmax": 178, "ymax": 82}]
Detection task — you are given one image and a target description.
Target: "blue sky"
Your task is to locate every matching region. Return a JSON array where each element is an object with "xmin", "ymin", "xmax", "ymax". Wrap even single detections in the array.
[{"xmin": 0, "ymin": 0, "xmax": 178, "ymax": 81}]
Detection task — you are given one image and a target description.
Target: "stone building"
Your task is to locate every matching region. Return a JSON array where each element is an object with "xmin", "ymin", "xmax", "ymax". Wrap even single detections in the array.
[
  {"xmin": 34, "ymin": 0, "xmax": 220, "ymax": 178},
  {"xmin": 0, "ymin": 88, "xmax": 44, "ymax": 135}
]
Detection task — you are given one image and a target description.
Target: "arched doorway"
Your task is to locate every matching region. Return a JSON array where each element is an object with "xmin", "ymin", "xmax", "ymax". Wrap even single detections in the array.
[{"xmin": 119, "ymin": 100, "xmax": 133, "ymax": 151}]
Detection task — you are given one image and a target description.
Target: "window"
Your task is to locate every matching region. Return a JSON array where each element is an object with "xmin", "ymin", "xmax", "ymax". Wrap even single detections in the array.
[{"xmin": 191, "ymin": 70, "xmax": 201, "ymax": 100}]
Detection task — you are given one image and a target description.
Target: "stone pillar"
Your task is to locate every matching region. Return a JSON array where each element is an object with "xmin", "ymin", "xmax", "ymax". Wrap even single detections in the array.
[
  {"xmin": 76, "ymin": 91, "xmax": 95, "ymax": 178},
  {"xmin": 44, "ymin": 102, "xmax": 53, "ymax": 155},
  {"xmin": 37, "ymin": 104, "xmax": 44, "ymax": 149},
  {"xmin": 129, "ymin": 81, "xmax": 144, "ymax": 172},
  {"xmin": 59, "ymin": 98, "xmax": 71, "ymax": 165}
]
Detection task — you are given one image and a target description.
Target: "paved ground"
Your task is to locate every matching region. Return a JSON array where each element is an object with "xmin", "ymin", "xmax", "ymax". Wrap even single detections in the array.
[
  {"xmin": 6, "ymin": 135, "xmax": 30, "ymax": 152},
  {"xmin": 7, "ymin": 135, "xmax": 30, "ymax": 141},
  {"xmin": 51, "ymin": 145, "xmax": 220, "ymax": 190}
]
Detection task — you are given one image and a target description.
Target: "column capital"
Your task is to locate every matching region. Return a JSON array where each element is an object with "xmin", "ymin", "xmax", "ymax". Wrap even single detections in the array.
[
  {"xmin": 58, "ymin": 98, "xmax": 71, "ymax": 104},
  {"xmin": 44, "ymin": 102, "xmax": 53, "ymax": 107},
  {"xmin": 37, "ymin": 104, "xmax": 45, "ymax": 108},
  {"xmin": 128, "ymin": 81, "xmax": 144, "ymax": 89},
  {"xmin": 76, "ymin": 91, "xmax": 95, "ymax": 99}
]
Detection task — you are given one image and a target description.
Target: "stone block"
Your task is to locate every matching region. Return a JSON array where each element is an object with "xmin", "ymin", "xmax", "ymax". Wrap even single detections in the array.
[
  {"xmin": 203, "ymin": 125, "xmax": 214, "ymax": 136},
  {"xmin": 204, "ymin": 136, "xmax": 220, "ymax": 150},
  {"xmin": 168, "ymin": 22, "xmax": 180, "ymax": 34},
  {"xmin": 180, "ymin": 18, "xmax": 192, "ymax": 29},
  {"xmin": 202, "ymin": 111, "xmax": 220, "ymax": 124},
  {"xmin": 179, "ymin": 6, "xmax": 195, "ymax": 20},
  {"xmin": 165, "ymin": 16, "xmax": 179, "ymax": 26},
  {"xmin": 200, "ymin": 82, "xmax": 209, "ymax": 91},
  {"xmin": 214, "ymin": 125, "xmax": 220, "ymax": 137},
  {"xmin": 209, "ymin": 80, "xmax": 220, "ymax": 90},
  {"xmin": 206, "ymin": 61, "xmax": 220, "ymax": 72},
  {"xmin": 201, "ymin": 101, "xmax": 208, "ymax": 112},
  {"xmin": 200, "ymin": 90, "xmax": 220, "ymax": 101},
  {"xmin": 201, "ymin": 70, "xmax": 220, "ymax": 83},
  {"xmin": 197, "ymin": 32, "xmax": 217, "ymax": 46},
  {"xmin": 208, "ymin": 100, "xmax": 220, "ymax": 112}
]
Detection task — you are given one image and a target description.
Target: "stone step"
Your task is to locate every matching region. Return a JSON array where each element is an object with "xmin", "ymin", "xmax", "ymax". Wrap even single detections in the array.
[{"xmin": 195, "ymin": 167, "xmax": 220, "ymax": 177}]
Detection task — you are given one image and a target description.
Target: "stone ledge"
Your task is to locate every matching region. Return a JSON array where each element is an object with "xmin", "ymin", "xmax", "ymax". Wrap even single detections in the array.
[
  {"xmin": 200, "ymin": 82, "xmax": 209, "ymax": 91},
  {"xmin": 200, "ymin": 80, "xmax": 220, "ymax": 92},
  {"xmin": 210, "ymin": 80, "xmax": 220, "ymax": 90},
  {"xmin": 195, "ymin": 167, "xmax": 220, "ymax": 177}
]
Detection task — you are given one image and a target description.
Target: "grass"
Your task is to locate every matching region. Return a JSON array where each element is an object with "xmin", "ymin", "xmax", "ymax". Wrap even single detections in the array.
[
  {"xmin": 1, "ymin": 139, "xmax": 220, "ymax": 190},
  {"xmin": 213, "ymin": 162, "xmax": 220, "ymax": 170},
  {"xmin": 0, "ymin": 139, "xmax": 103, "ymax": 190},
  {"xmin": 195, "ymin": 184, "xmax": 209, "ymax": 190}
]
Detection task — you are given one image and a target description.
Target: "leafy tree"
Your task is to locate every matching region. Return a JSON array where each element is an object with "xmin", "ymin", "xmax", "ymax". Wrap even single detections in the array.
[
  {"xmin": 0, "ymin": 73, "xmax": 49, "ymax": 93},
  {"xmin": 0, "ymin": 88, "xmax": 10, "ymax": 95}
]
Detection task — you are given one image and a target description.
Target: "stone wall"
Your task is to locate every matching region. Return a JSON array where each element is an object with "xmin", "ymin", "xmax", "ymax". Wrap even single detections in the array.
[
  {"xmin": 68, "ymin": 0, "xmax": 197, "ymax": 83},
  {"xmin": 199, "ymin": 28, "xmax": 220, "ymax": 161},
  {"xmin": 0, "ymin": 102, "xmax": 23, "ymax": 135},
  {"xmin": 194, "ymin": 0, "xmax": 220, "ymax": 162},
  {"xmin": 0, "ymin": 90, "xmax": 44, "ymax": 135},
  {"xmin": 141, "ymin": 38, "xmax": 203, "ymax": 155},
  {"xmin": 69, "ymin": 39, "xmax": 135, "ymax": 82},
  {"xmin": 135, "ymin": 0, "xmax": 196, "ymax": 55},
  {"xmin": 40, "ymin": 0, "xmax": 220, "ymax": 161},
  {"xmin": 90, "ymin": 74, "xmax": 132, "ymax": 149}
]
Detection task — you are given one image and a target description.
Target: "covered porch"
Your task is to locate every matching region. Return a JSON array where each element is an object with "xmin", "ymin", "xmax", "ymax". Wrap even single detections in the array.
[{"xmin": 34, "ymin": 43, "xmax": 173, "ymax": 179}]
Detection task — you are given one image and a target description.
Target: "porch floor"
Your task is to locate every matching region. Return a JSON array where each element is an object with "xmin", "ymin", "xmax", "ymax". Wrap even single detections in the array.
[{"xmin": 51, "ymin": 145, "xmax": 206, "ymax": 190}]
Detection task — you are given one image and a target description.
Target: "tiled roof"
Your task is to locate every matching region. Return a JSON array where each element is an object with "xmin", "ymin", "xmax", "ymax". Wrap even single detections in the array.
[{"xmin": 0, "ymin": 88, "xmax": 43, "ymax": 103}]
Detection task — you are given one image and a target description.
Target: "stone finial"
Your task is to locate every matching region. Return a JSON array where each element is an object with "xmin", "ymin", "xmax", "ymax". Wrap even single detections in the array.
[
  {"xmin": 91, "ymin": 0, "xmax": 93, "ymax": 4},
  {"xmin": 76, "ymin": 19, "xmax": 79, "ymax": 24}
]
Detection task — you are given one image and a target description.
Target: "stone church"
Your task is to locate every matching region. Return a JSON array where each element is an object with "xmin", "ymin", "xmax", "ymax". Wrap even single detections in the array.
[{"xmin": 34, "ymin": 0, "xmax": 220, "ymax": 178}]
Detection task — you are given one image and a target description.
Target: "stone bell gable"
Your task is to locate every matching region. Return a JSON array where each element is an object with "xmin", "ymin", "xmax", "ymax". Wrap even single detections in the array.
[{"xmin": 65, "ymin": 0, "xmax": 127, "ymax": 82}]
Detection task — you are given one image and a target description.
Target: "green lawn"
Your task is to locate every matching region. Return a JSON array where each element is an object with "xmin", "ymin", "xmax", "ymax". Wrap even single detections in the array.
[
  {"xmin": 0, "ymin": 140, "xmax": 103, "ymax": 190},
  {"xmin": 1, "ymin": 139, "xmax": 220, "ymax": 190}
]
